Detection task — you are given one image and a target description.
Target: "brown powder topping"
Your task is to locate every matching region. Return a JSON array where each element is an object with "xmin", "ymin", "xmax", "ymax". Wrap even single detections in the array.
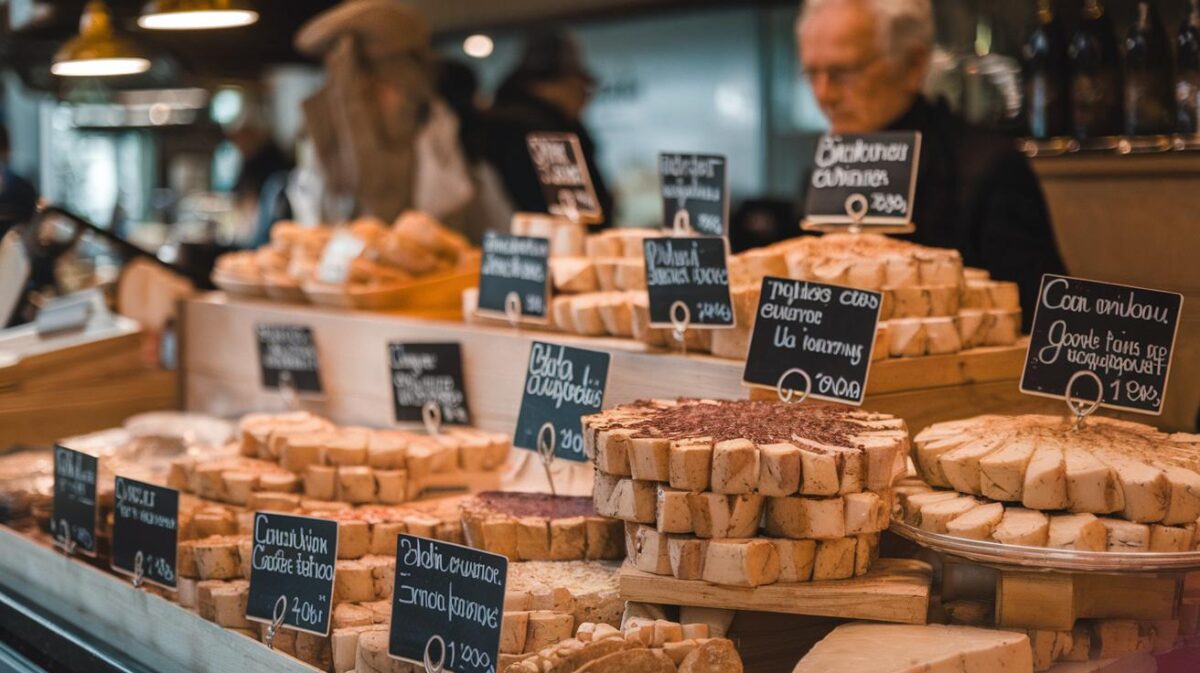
[
  {"xmin": 471, "ymin": 491, "xmax": 596, "ymax": 518},
  {"xmin": 624, "ymin": 399, "xmax": 866, "ymax": 445}
]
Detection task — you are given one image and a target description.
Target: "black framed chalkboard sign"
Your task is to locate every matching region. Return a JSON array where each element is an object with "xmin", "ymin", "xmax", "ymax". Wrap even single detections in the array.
[
  {"xmin": 801, "ymin": 131, "xmax": 921, "ymax": 233},
  {"xmin": 475, "ymin": 232, "xmax": 551, "ymax": 324},
  {"xmin": 659, "ymin": 152, "xmax": 728, "ymax": 237},
  {"xmin": 1020, "ymin": 274, "xmax": 1183, "ymax": 416},
  {"xmin": 526, "ymin": 132, "xmax": 603, "ymax": 224}
]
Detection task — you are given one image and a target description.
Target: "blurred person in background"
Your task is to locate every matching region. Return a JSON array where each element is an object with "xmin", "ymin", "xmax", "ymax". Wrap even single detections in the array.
[
  {"xmin": 0, "ymin": 126, "xmax": 38, "ymax": 241},
  {"xmin": 226, "ymin": 106, "xmax": 292, "ymax": 247},
  {"xmin": 437, "ymin": 59, "xmax": 513, "ymax": 242},
  {"xmin": 292, "ymin": 0, "xmax": 475, "ymax": 230},
  {"xmin": 485, "ymin": 30, "xmax": 614, "ymax": 229},
  {"xmin": 794, "ymin": 0, "xmax": 1064, "ymax": 327}
]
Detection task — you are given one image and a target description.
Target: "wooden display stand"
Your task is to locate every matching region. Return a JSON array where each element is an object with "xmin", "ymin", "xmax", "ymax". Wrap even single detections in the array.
[
  {"xmin": 619, "ymin": 558, "xmax": 932, "ymax": 625},
  {"xmin": 181, "ymin": 294, "xmax": 1058, "ymax": 432},
  {"xmin": 942, "ymin": 555, "xmax": 1183, "ymax": 631},
  {"xmin": 0, "ymin": 316, "xmax": 177, "ymax": 445}
]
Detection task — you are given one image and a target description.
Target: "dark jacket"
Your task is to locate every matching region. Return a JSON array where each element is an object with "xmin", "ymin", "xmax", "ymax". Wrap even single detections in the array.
[
  {"xmin": 484, "ymin": 82, "xmax": 613, "ymax": 229},
  {"xmin": 795, "ymin": 96, "xmax": 1066, "ymax": 330}
]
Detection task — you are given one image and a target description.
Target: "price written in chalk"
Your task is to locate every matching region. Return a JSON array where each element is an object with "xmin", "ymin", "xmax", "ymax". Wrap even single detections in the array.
[
  {"xmin": 476, "ymin": 232, "xmax": 550, "ymax": 322},
  {"xmin": 389, "ymin": 535, "xmax": 508, "ymax": 673},
  {"xmin": 1021, "ymin": 275, "xmax": 1183, "ymax": 415},
  {"xmin": 52, "ymin": 444, "xmax": 98, "ymax": 557},
  {"xmin": 742, "ymin": 277, "xmax": 883, "ymax": 406},
  {"xmin": 388, "ymin": 342, "xmax": 471, "ymax": 426},
  {"xmin": 643, "ymin": 236, "xmax": 735, "ymax": 329},
  {"xmin": 804, "ymin": 132, "xmax": 921, "ymax": 227},
  {"xmin": 659, "ymin": 152, "xmax": 728, "ymax": 236},
  {"xmin": 256, "ymin": 324, "xmax": 322, "ymax": 393},
  {"xmin": 246, "ymin": 513, "xmax": 339, "ymax": 636},
  {"xmin": 111, "ymin": 476, "xmax": 180, "ymax": 589},
  {"xmin": 513, "ymin": 342, "xmax": 610, "ymax": 462}
]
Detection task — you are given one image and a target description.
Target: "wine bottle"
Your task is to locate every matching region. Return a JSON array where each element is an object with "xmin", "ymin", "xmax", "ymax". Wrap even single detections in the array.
[
  {"xmin": 1124, "ymin": 0, "xmax": 1174, "ymax": 136},
  {"xmin": 1070, "ymin": 0, "xmax": 1124, "ymax": 139},
  {"xmin": 1022, "ymin": 0, "xmax": 1072, "ymax": 138},
  {"xmin": 1178, "ymin": 0, "xmax": 1200, "ymax": 133}
]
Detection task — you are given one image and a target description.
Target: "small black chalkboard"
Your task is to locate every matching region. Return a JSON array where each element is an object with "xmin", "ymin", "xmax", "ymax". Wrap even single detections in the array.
[
  {"xmin": 514, "ymin": 341, "xmax": 610, "ymax": 462},
  {"xmin": 476, "ymin": 232, "xmax": 550, "ymax": 322},
  {"xmin": 52, "ymin": 444, "xmax": 98, "ymax": 557},
  {"xmin": 1021, "ymin": 274, "xmax": 1183, "ymax": 415},
  {"xmin": 526, "ymin": 132, "xmax": 603, "ymax": 224},
  {"xmin": 804, "ymin": 132, "xmax": 921, "ymax": 227},
  {"xmin": 659, "ymin": 152, "xmax": 728, "ymax": 237},
  {"xmin": 389, "ymin": 535, "xmax": 508, "ymax": 673},
  {"xmin": 742, "ymin": 277, "xmax": 883, "ymax": 406},
  {"xmin": 246, "ymin": 512, "xmax": 339, "ymax": 637},
  {"xmin": 256, "ymin": 324, "xmax": 322, "ymax": 393},
  {"xmin": 643, "ymin": 236, "xmax": 735, "ymax": 329},
  {"xmin": 111, "ymin": 476, "xmax": 180, "ymax": 590},
  {"xmin": 389, "ymin": 342, "xmax": 470, "ymax": 426}
]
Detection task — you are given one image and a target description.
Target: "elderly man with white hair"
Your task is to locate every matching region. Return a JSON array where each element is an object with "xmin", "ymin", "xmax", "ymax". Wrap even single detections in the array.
[{"xmin": 796, "ymin": 0, "xmax": 1065, "ymax": 328}]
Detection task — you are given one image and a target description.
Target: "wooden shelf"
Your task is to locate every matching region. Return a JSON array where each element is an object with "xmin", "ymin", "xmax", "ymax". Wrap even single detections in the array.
[
  {"xmin": 0, "ymin": 526, "xmax": 316, "ymax": 673},
  {"xmin": 618, "ymin": 558, "xmax": 932, "ymax": 625},
  {"xmin": 181, "ymin": 294, "xmax": 1054, "ymax": 433}
]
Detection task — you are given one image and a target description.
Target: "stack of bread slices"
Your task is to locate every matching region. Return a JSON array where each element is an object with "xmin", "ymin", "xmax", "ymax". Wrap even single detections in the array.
[
  {"xmin": 583, "ymin": 398, "xmax": 909, "ymax": 587},
  {"xmin": 900, "ymin": 414, "xmax": 1200, "ymax": 552}
]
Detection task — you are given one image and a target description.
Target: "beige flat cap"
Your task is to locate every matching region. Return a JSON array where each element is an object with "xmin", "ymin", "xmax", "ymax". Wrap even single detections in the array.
[{"xmin": 295, "ymin": 0, "xmax": 431, "ymax": 62}]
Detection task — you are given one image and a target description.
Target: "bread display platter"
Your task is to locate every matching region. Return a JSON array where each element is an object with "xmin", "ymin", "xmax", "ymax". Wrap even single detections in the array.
[{"xmin": 890, "ymin": 519, "xmax": 1200, "ymax": 572}]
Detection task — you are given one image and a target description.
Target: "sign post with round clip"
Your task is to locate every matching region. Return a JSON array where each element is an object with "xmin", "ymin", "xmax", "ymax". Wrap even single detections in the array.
[
  {"xmin": 801, "ymin": 131, "xmax": 921, "ymax": 234},
  {"xmin": 246, "ymin": 513, "xmax": 339, "ymax": 640},
  {"xmin": 256, "ymin": 324, "xmax": 323, "ymax": 402},
  {"xmin": 742, "ymin": 277, "xmax": 883, "ymax": 407},
  {"xmin": 475, "ymin": 232, "xmax": 550, "ymax": 326},
  {"xmin": 52, "ymin": 444, "xmax": 98, "ymax": 558},
  {"xmin": 111, "ymin": 475, "xmax": 180, "ymax": 591},
  {"xmin": 1020, "ymin": 274, "xmax": 1183, "ymax": 416},
  {"xmin": 527, "ymin": 132, "xmax": 604, "ymax": 226},
  {"xmin": 513, "ymin": 342, "xmax": 611, "ymax": 479}
]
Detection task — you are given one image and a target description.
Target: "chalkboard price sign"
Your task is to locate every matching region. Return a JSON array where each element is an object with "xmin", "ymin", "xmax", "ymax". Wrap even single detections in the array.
[
  {"xmin": 742, "ymin": 277, "xmax": 883, "ymax": 406},
  {"xmin": 643, "ymin": 236, "xmax": 735, "ymax": 328},
  {"xmin": 1021, "ymin": 275, "xmax": 1183, "ymax": 415},
  {"xmin": 256, "ymin": 324, "xmax": 322, "ymax": 393},
  {"xmin": 389, "ymin": 342, "xmax": 471, "ymax": 426},
  {"xmin": 803, "ymin": 132, "xmax": 921, "ymax": 229},
  {"xmin": 389, "ymin": 535, "xmax": 508, "ymax": 673},
  {"xmin": 476, "ymin": 232, "xmax": 550, "ymax": 323},
  {"xmin": 247, "ymin": 512, "xmax": 339, "ymax": 637},
  {"xmin": 111, "ymin": 476, "xmax": 180, "ymax": 590},
  {"xmin": 52, "ymin": 444, "xmax": 99, "ymax": 557},
  {"xmin": 527, "ymin": 132, "xmax": 603, "ymax": 223},
  {"xmin": 514, "ymin": 341, "xmax": 610, "ymax": 462},
  {"xmin": 659, "ymin": 152, "xmax": 728, "ymax": 237}
]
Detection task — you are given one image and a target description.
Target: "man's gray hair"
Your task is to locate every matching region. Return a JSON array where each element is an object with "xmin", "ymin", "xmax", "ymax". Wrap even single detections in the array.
[{"xmin": 798, "ymin": 0, "xmax": 934, "ymax": 61}]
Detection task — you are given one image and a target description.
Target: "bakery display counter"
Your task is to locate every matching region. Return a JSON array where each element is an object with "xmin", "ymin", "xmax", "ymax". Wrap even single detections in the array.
[
  {"xmin": 181, "ymin": 293, "xmax": 1052, "ymax": 434},
  {"xmin": 0, "ymin": 526, "xmax": 315, "ymax": 673}
]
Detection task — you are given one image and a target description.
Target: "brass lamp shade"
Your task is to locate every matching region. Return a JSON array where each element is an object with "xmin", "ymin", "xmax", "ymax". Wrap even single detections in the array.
[
  {"xmin": 52, "ymin": 1, "xmax": 152, "ymax": 77},
  {"xmin": 138, "ymin": 0, "xmax": 258, "ymax": 30}
]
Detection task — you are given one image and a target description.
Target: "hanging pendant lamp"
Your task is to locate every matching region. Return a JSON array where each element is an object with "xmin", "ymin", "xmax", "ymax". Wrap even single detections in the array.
[
  {"xmin": 52, "ymin": 1, "xmax": 152, "ymax": 78},
  {"xmin": 138, "ymin": 0, "xmax": 258, "ymax": 31}
]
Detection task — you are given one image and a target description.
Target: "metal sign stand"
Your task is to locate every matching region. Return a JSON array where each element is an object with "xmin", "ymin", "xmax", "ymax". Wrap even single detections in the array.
[
  {"xmin": 504, "ymin": 292, "xmax": 522, "ymax": 332},
  {"xmin": 537, "ymin": 422, "xmax": 558, "ymax": 496},
  {"xmin": 1065, "ymin": 370, "xmax": 1103, "ymax": 431},
  {"xmin": 776, "ymin": 367, "xmax": 813, "ymax": 405},
  {"xmin": 421, "ymin": 401, "xmax": 443, "ymax": 437},
  {"xmin": 670, "ymin": 301, "xmax": 691, "ymax": 356},
  {"xmin": 264, "ymin": 595, "xmax": 288, "ymax": 650},
  {"xmin": 845, "ymin": 194, "xmax": 868, "ymax": 235},
  {"xmin": 278, "ymin": 370, "xmax": 300, "ymax": 412},
  {"xmin": 56, "ymin": 518, "xmax": 76, "ymax": 557},
  {"xmin": 131, "ymin": 550, "xmax": 145, "ymax": 589},
  {"xmin": 423, "ymin": 635, "xmax": 446, "ymax": 673}
]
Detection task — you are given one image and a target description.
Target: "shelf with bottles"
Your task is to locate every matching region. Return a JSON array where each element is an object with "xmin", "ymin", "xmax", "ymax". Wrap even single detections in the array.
[{"xmin": 1019, "ymin": 0, "xmax": 1200, "ymax": 153}]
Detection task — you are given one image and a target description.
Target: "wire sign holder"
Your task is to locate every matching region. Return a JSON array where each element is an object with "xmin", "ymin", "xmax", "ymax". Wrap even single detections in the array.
[
  {"xmin": 776, "ymin": 368, "xmax": 813, "ymax": 405},
  {"xmin": 1065, "ymin": 370, "xmax": 1104, "ymax": 431},
  {"xmin": 800, "ymin": 131, "xmax": 921, "ymax": 235},
  {"xmin": 537, "ymin": 422, "xmax": 559, "ymax": 496}
]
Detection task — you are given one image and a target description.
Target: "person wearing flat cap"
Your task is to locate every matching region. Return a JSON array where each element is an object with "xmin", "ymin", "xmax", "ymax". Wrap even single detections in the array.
[
  {"xmin": 293, "ymin": 0, "xmax": 482, "ymax": 236},
  {"xmin": 485, "ymin": 31, "xmax": 614, "ymax": 230}
]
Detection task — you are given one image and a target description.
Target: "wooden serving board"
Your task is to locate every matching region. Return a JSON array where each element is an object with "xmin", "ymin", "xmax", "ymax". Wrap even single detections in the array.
[{"xmin": 619, "ymin": 558, "xmax": 932, "ymax": 625}]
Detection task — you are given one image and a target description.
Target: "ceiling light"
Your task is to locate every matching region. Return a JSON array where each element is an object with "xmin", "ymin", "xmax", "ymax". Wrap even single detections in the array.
[
  {"xmin": 138, "ymin": 0, "xmax": 258, "ymax": 30},
  {"xmin": 52, "ymin": 1, "xmax": 151, "ymax": 78},
  {"xmin": 463, "ymin": 34, "xmax": 494, "ymax": 59}
]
